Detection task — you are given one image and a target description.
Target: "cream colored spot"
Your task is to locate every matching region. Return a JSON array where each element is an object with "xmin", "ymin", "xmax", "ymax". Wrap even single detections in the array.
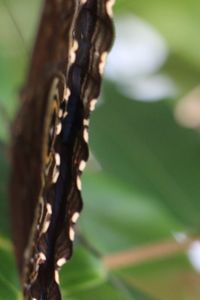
[
  {"xmin": 64, "ymin": 87, "xmax": 71, "ymax": 102},
  {"xmin": 46, "ymin": 203, "xmax": 52, "ymax": 215},
  {"xmin": 38, "ymin": 196, "xmax": 44, "ymax": 224},
  {"xmin": 56, "ymin": 122, "xmax": 62, "ymax": 135},
  {"xmin": 69, "ymin": 40, "xmax": 79, "ymax": 64},
  {"xmin": 42, "ymin": 221, "xmax": 50, "ymax": 234},
  {"xmin": 99, "ymin": 52, "xmax": 108, "ymax": 75},
  {"xmin": 52, "ymin": 169, "xmax": 60, "ymax": 183},
  {"xmin": 76, "ymin": 176, "xmax": 82, "ymax": 191},
  {"xmin": 83, "ymin": 128, "xmax": 89, "ymax": 143},
  {"xmin": 41, "ymin": 204, "xmax": 52, "ymax": 234},
  {"xmin": 106, "ymin": 0, "xmax": 115, "ymax": 17},
  {"xmin": 57, "ymin": 257, "xmax": 67, "ymax": 267},
  {"xmin": 55, "ymin": 153, "xmax": 61, "ymax": 166},
  {"xmin": 63, "ymin": 111, "xmax": 68, "ymax": 118},
  {"xmin": 81, "ymin": 0, "xmax": 87, "ymax": 4},
  {"xmin": 69, "ymin": 227, "xmax": 75, "ymax": 241},
  {"xmin": 72, "ymin": 212, "xmax": 80, "ymax": 223},
  {"xmin": 79, "ymin": 160, "xmax": 86, "ymax": 172},
  {"xmin": 90, "ymin": 99, "xmax": 97, "ymax": 112},
  {"xmin": 58, "ymin": 109, "xmax": 63, "ymax": 118},
  {"xmin": 38, "ymin": 252, "xmax": 46, "ymax": 263},
  {"xmin": 55, "ymin": 270, "xmax": 60, "ymax": 284},
  {"xmin": 83, "ymin": 118, "xmax": 90, "ymax": 126}
]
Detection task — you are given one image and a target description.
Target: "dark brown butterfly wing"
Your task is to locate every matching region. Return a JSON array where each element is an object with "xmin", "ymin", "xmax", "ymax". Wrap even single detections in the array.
[{"xmin": 10, "ymin": 0, "xmax": 115, "ymax": 299}]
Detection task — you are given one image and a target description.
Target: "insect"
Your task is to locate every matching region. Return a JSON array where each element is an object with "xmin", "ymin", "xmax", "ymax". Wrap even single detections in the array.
[{"xmin": 9, "ymin": 0, "xmax": 115, "ymax": 299}]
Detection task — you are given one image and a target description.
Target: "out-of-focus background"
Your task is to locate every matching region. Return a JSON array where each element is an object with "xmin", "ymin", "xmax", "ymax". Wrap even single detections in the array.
[{"xmin": 1, "ymin": 0, "xmax": 200, "ymax": 299}]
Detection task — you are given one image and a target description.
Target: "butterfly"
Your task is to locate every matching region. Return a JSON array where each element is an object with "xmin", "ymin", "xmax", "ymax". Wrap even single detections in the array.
[{"xmin": 9, "ymin": 0, "xmax": 115, "ymax": 299}]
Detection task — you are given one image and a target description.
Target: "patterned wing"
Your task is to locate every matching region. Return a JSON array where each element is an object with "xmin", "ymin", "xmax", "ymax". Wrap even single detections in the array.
[{"xmin": 10, "ymin": 0, "xmax": 115, "ymax": 299}]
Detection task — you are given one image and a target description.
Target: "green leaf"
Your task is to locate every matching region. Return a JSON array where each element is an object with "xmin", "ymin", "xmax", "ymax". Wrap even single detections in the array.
[
  {"xmin": 81, "ymin": 171, "xmax": 183, "ymax": 254},
  {"xmin": 110, "ymin": 276, "xmax": 155, "ymax": 300},
  {"xmin": 0, "ymin": 0, "xmax": 42, "ymax": 142},
  {"xmin": 89, "ymin": 82, "xmax": 200, "ymax": 230},
  {"xmin": 0, "ymin": 236, "xmax": 20, "ymax": 300},
  {"xmin": 70, "ymin": 282, "xmax": 125, "ymax": 300},
  {"xmin": 71, "ymin": 283, "xmax": 151, "ymax": 300}
]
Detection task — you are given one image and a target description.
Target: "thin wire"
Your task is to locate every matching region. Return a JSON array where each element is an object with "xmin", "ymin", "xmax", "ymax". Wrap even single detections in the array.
[
  {"xmin": 77, "ymin": 230, "xmax": 103, "ymax": 258},
  {"xmin": 2, "ymin": 0, "xmax": 28, "ymax": 54},
  {"xmin": 108, "ymin": 274, "xmax": 136, "ymax": 300}
]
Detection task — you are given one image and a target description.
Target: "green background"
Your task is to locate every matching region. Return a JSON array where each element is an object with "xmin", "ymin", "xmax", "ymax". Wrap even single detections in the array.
[{"xmin": 1, "ymin": 0, "xmax": 200, "ymax": 299}]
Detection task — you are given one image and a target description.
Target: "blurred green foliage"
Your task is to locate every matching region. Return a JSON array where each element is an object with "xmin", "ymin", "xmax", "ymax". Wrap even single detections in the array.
[{"xmin": 1, "ymin": 0, "xmax": 200, "ymax": 299}]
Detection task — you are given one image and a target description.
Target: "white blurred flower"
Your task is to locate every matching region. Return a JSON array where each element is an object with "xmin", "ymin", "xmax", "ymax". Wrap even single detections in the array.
[
  {"xmin": 106, "ymin": 15, "xmax": 177, "ymax": 101},
  {"xmin": 120, "ymin": 74, "xmax": 176, "ymax": 101},
  {"xmin": 188, "ymin": 241, "xmax": 200, "ymax": 272}
]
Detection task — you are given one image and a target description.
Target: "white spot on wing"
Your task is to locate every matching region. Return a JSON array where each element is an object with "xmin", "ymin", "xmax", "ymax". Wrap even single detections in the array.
[
  {"xmin": 69, "ymin": 227, "xmax": 75, "ymax": 241},
  {"xmin": 56, "ymin": 122, "xmax": 62, "ymax": 135},
  {"xmin": 83, "ymin": 128, "xmax": 89, "ymax": 143},
  {"xmin": 41, "ymin": 203, "xmax": 52, "ymax": 234},
  {"xmin": 69, "ymin": 40, "xmax": 79, "ymax": 64},
  {"xmin": 79, "ymin": 160, "xmax": 86, "ymax": 172},
  {"xmin": 58, "ymin": 109, "xmax": 63, "ymax": 118},
  {"xmin": 76, "ymin": 176, "xmax": 82, "ymax": 191},
  {"xmin": 106, "ymin": 0, "xmax": 115, "ymax": 17},
  {"xmin": 90, "ymin": 99, "xmax": 97, "ymax": 111},
  {"xmin": 46, "ymin": 203, "xmax": 52, "ymax": 215},
  {"xmin": 55, "ymin": 270, "xmax": 60, "ymax": 284},
  {"xmin": 38, "ymin": 196, "xmax": 44, "ymax": 224},
  {"xmin": 57, "ymin": 257, "xmax": 67, "ymax": 267},
  {"xmin": 55, "ymin": 153, "xmax": 61, "ymax": 166},
  {"xmin": 52, "ymin": 168, "xmax": 60, "ymax": 183},
  {"xmin": 38, "ymin": 252, "xmax": 46, "ymax": 263},
  {"xmin": 42, "ymin": 221, "xmax": 50, "ymax": 234},
  {"xmin": 83, "ymin": 118, "xmax": 90, "ymax": 126},
  {"xmin": 99, "ymin": 52, "xmax": 108, "ymax": 75},
  {"xmin": 72, "ymin": 212, "xmax": 80, "ymax": 223},
  {"xmin": 64, "ymin": 87, "xmax": 71, "ymax": 102},
  {"xmin": 63, "ymin": 111, "xmax": 68, "ymax": 118}
]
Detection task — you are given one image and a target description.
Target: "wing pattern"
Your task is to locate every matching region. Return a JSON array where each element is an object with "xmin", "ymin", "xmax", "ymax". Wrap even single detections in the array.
[{"xmin": 10, "ymin": 0, "xmax": 115, "ymax": 299}]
